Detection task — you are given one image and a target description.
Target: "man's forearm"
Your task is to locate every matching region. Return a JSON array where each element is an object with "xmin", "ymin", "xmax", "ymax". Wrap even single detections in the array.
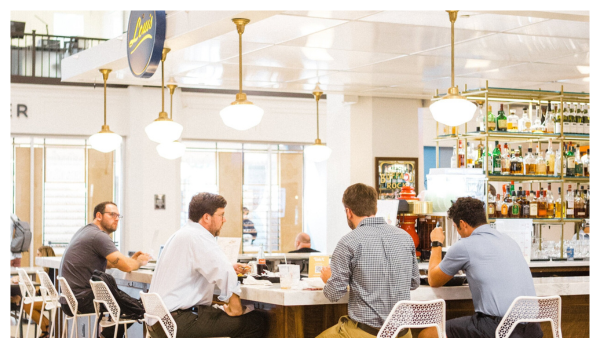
[{"xmin": 428, "ymin": 247, "xmax": 443, "ymax": 272}]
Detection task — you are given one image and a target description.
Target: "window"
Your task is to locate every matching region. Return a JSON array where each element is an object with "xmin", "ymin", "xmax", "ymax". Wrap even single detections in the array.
[{"xmin": 180, "ymin": 142, "xmax": 304, "ymax": 253}]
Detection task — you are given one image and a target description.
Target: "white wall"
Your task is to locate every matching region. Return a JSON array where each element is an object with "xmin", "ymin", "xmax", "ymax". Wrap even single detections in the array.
[{"xmin": 11, "ymin": 11, "xmax": 125, "ymax": 39}]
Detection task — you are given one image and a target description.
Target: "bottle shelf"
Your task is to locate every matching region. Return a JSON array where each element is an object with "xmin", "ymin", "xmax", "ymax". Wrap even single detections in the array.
[
  {"xmin": 487, "ymin": 175, "xmax": 563, "ymax": 182},
  {"xmin": 562, "ymin": 177, "xmax": 590, "ymax": 182},
  {"xmin": 436, "ymin": 132, "xmax": 589, "ymax": 142},
  {"xmin": 489, "ymin": 218, "xmax": 566, "ymax": 223}
]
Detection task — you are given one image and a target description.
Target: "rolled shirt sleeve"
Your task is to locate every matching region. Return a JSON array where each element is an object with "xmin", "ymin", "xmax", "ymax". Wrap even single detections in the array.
[
  {"xmin": 323, "ymin": 242, "xmax": 352, "ymax": 302},
  {"xmin": 193, "ymin": 242, "xmax": 241, "ymax": 302}
]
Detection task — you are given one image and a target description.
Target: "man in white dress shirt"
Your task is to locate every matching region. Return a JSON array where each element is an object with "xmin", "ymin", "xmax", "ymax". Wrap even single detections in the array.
[{"xmin": 148, "ymin": 192, "xmax": 267, "ymax": 338}]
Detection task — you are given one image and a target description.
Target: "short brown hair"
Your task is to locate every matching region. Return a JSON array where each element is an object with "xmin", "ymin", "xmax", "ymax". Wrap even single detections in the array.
[
  {"xmin": 188, "ymin": 192, "xmax": 227, "ymax": 222},
  {"xmin": 342, "ymin": 183, "xmax": 378, "ymax": 217},
  {"xmin": 93, "ymin": 202, "xmax": 117, "ymax": 219},
  {"xmin": 447, "ymin": 197, "xmax": 487, "ymax": 228}
]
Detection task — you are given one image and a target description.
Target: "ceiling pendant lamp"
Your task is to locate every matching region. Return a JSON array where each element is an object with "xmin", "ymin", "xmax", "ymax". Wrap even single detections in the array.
[
  {"xmin": 89, "ymin": 69, "xmax": 123, "ymax": 153},
  {"xmin": 220, "ymin": 18, "xmax": 264, "ymax": 130},
  {"xmin": 304, "ymin": 84, "xmax": 332, "ymax": 162},
  {"xmin": 157, "ymin": 83, "xmax": 186, "ymax": 159},
  {"xmin": 145, "ymin": 48, "xmax": 184, "ymax": 143},
  {"xmin": 429, "ymin": 10, "xmax": 477, "ymax": 127}
]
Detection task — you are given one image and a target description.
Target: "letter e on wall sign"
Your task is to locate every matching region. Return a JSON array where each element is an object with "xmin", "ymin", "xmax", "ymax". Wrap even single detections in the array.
[{"xmin": 127, "ymin": 11, "xmax": 166, "ymax": 78}]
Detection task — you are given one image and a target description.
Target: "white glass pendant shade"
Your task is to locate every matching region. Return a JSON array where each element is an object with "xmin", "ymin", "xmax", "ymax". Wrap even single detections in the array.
[
  {"xmin": 89, "ymin": 128, "xmax": 122, "ymax": 153},
  {"xmin": 220, "ymin": 103, "xmax": 264, "ymax": 131},
  {"xmin": 145, "ymin": 117, "xmax": 183, "ymax": 143},
  {"xmin": 430, "ymin": 96, "xmax": 477, "ymax": 127},
  {"xmin": 157, "ymin": 141, "xmax": 186, "ymax": 160},
  {"xmin": 305, "ymin": 143, "xmax": 332, "ymax": 162}
]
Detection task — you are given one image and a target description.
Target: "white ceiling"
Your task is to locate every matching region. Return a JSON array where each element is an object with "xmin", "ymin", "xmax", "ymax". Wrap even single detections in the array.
[{"xmin": 61, "ymin": 10, "xmax": 590, "ymax": 99}]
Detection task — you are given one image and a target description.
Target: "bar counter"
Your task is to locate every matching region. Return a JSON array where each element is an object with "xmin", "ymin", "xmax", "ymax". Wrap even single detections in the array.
[{"xmin": 36, "ymin": 257, "xmax": 589, "ymax": 338}]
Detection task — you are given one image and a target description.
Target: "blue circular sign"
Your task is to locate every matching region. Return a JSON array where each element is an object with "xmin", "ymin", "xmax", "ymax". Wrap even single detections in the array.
[{"xmin": 127, "ymin": 11, "xmax": 166, "ymax": 78}]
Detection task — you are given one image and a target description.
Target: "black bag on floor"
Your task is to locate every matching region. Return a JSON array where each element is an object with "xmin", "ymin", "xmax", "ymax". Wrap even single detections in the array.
[{"xmin": 90, "ymin": 270, "xmax": 145, "ymax": 320}]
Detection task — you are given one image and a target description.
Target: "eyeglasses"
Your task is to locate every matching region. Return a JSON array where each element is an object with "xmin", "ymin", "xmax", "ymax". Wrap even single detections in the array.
[{"xmin": 103, "ymin": 212, "xmax": 123, "ymax": 219}]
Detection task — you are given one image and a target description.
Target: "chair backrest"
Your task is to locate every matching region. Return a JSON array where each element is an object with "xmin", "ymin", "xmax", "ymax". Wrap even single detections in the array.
[
  {"xmin": 16, "ymin": 268, "xmax": 36, "ymax": 298},
  {"xmin": 36, "ymin": 270, "xmax": 59, "ymax": 303},
  {"xmin": 139, "ymin": 292, "xmax": 176, "ymax": 338},
  {"xmin": 57, "ymin": 277, "xmax": 79, "ymax": 316},
  {"xmin": 378, "ymin": 299, "xmax": 446, "ymax": 338},
  {"xmin": 496, "ymin": 296, "xmax": 562, "ymax": 338},
  {"xmin": 90, "ymin": 280, "xmax": 121, "ymax": 323}
]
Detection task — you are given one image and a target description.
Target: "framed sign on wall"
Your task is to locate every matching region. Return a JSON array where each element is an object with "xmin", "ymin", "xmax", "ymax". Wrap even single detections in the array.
[{"xmin": 375, "ymin": 157, "xmax": 418, "ymax": 199}]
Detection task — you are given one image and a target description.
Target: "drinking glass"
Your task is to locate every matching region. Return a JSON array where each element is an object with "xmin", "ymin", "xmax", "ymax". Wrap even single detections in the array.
[{"xmin": 280, "ymin": 271, "xmax": 294, "ymax": 289}]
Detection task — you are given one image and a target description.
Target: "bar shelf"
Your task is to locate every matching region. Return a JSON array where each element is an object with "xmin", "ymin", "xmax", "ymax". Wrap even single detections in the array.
[{"xmin": 489, "ymin": 218, "xmax": 566, "ymax": 223}]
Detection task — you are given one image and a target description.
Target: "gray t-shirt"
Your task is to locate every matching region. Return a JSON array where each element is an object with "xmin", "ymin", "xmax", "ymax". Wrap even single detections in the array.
[
  {"xmin": 439, "ymin": 224, "xmax": 536, "ymax": 317},
  {"xmin": 59, "ymin": 223, "xmax": 118, "ymax": 299}
]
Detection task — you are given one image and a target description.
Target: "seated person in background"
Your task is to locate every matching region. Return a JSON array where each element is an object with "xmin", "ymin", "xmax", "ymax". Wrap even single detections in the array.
[
  {"xmin": 288, "ymin": 232, "xmax": 319, "ymax": 253},
  {"xmin": 318, "ymin": 183, "xmax": 419, "ymax": 338},
  {"xmin": 148, "ymin": 192, "xmax": 266, "ymax": 338},
  {"xmin": 242, "ymin": 207, "xmax": 258, "ymax": 245},
  {"xmin": 59, "ymin": 201, "xmax": 150, "ymax": 338},
  {"xmin": 11, "ymin": 246, "xmax": 57, "ymax": 338},
  {"xmin": 419, "ymin": 197, "xmax": 542, "ymax": 338}
]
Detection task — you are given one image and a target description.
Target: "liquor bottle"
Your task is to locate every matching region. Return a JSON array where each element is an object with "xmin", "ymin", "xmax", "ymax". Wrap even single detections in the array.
[
  {"xmin": 546, "ymin": 140, "xmax": 555, "ymax": 176},
  {"xmin": 554, "ymin": 143, "xmax": 562, "ymax": 177},
  {"xmin": 476, "ymin": 103, "xmax": 485, "ymax": 132},
  {"xmin": 475, "ymin": 142, "xmax": 485, "ymax": 169},
  {"xmin": 496, "ymin": 104, "xmax": 507, "ymax": 131},
  {"xmin": 577, "ymin": 103, "xmax": 584, "ymax": 134},
  {"xmin": 510, "ymin": 191, "xmax": 521, "ymax": 218},
  {"xmin": 466, "ymin": 142, "xmax": 474, "ymax": 168},
  {"xmin": 516, "ymin": 146, "xmax": 524, "ymax": 175},
  {"xmin": 545, "ymin": 102, "xmax": 555, "ymax": 133},
  {"xmin": 524, "ymin": 148, "xmax": 536, "ymax": 175},
  {"xmin": 518, "ymin": 189, "xmax": 526, "ymax": 218},
  {"xmin": 574, "ymin": 189, "xmax": 585, "ymax": 219},
  {"xmin": 257, "ymin": 244, "xmax": 268, "ymax": 275},
  {"xmin": 492, "ymin": 142, "xmax": 502, "ymax": 175},
  {"xmin": 566, "ymin": 146, "xmax": 575, "ymax": 176},
  {"xmin": 488, "ymin": 191, "xmax": 496, "ymax": 219},
  {"xmin": 535, "ymin": 147, "xmax": 547, "ymax": 175},
  {"xmin": 530, "ymin": 191, "xmax": 539, "ymax": 218},
  {"xmin": 487, "ymin": 105, "xmax": 496, "ymax": 132},
  {"xmin": 522, "ymin": 191, "xmax": 531, "ymax": 218},
  {"xmin": 532, "ymin": 105, "xmax": 543, "ymax": 133},
  {"xmin": 537, "ymin": 190, "xmax": 547, "ymax": 218},
  {"xmin": 575, "ymin": 145, "xmax": 583, "ymax": 177},
  {"xmin": 555, "ymin": 187, "xmax": 563, "ymax": 218},
  {"xmin": 582, "ymin": 149, "xmax": 589, "ymax": 177},
  {"xmin": 565, "ymin": 185, "xmax": 575, "ymax": 219},
  {"xmin": 540, "ymin": 106, "xmax": 546, "ymax": 128},
  {"xmin": 554, "ymin": 104, "xmax": 562, "ymax": 134},
  {"xmin": 507, "ymin": 109, "xmax": 519, "ymax": 132},
  {"xmin": 458, "ymin": 141, "xmax": 465, "ymax": 168},
  {"xmin": 450, "ymin": 145, "xmax": 457, "ymax": 168},
  {"xmin": 496, "ymin": 193, "xmax": 503, "ymax": 218},
  {"xmin": 519, "ymin": 106, "xmax": 531, "ymax": 132},
  {"xmin": 585, "ymin": 188, "xmax": 590, "ymax": 218},
  {"xmin": 501, "ymin": 190, "xmax": 510, "ymax": 218},
  {"xmin": 583, "ymin": 104, "xmax": 590, "ymax": 134},
  {"xmin": 546, "ymin": 185, "xmax": 555, "ymax": 218},
  {"xmin": 501, "ymin": 143, "xmax": 511, "ymax": 175},
  {"xmin": 509, "ymin": 149, "xmax": 517, "ymax": 175},
  {"xmin": 563, "ymin": 103, "xmax": 572, "ymax": 134}
]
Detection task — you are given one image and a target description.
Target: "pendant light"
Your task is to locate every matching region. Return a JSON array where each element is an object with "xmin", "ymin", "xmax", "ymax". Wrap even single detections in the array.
[
  {"xmin": 304, "ymin": 84, "xmax": 332, "ymax": 162},
  {"xmin": 219, "ymin": 18, "xmax": 264, "ymax": 130},
  {"xmin": 429, "ymin": 10, "xmax": 477, "ymax": 127},
  {"xmin": 89, "ymin": 69, "xmax": 123, "ymax": 153},
  {"xmin": 157, "ymin": 83, "xmax": 186, "ymax": 159},
  {"xmin": 145, "ymin": 48, "xmax": 184, "ymax": 143}
]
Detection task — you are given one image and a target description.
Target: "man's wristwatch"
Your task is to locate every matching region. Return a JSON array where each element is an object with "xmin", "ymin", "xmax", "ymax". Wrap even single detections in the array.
[{"xmin": 431, "ymin": 241, "xmax": 443, "ymax": 248}]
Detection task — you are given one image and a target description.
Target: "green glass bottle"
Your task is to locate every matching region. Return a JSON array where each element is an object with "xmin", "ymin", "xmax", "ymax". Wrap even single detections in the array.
[
  {"xmin": 492, "ymin": 141, "xmax": 502, "ymax": 175},
  {"xmin": 496, "ymin": 104, "xmax": 507, "ymax": 131},
  {"xmin": 487, "ymin": 105, "xmax": 496, "ymax": 132},
  {"xmin": 566, "ymin": 146, "xmax": 575, "ymax": 176}
]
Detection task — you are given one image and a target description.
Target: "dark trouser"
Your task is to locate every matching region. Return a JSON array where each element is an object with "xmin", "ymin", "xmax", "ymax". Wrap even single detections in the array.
[
  {"xmin": 147, "ymin": 305, "xmax": 267, "ymax": 338},
  {"xmin": 61, "ymin": 291, "xmax": 133, "ymax": 338},
  {"xmin": 446, "ymin": 312, "xmax": 543, "ymax": 338}
]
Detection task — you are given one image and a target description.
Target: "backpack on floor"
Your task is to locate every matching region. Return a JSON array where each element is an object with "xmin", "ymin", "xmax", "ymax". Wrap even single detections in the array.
[
  {"xmin": 90, "ymin": 270, "xmax": 145, "ymax": 320},
  {"xmin": 11, "ymin": 217, "xmax": 32, "ymax": 253}
]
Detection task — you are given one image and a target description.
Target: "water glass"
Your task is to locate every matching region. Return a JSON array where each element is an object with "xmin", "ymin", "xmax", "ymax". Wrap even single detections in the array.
[{"xmin": 280, "ymin": 271, "xmax": 294, "ymax": 289}]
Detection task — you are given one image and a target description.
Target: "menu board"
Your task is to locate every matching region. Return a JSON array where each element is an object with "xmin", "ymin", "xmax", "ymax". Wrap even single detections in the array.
[{"xmin": 493, "ymin": 219, "xmax": 533, "ymax": 263}]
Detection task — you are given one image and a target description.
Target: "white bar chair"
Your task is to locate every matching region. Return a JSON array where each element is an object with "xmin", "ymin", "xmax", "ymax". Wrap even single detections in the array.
[
  {"xmin": 139, "ymin": 292, "xmax": 176, "ymax": 338},
  {"xmin": 495, "ymin": 295, "xmax": 562, "ymax": 338},
  {"xmin": 36, "ymin": 270, "xmax": 60, "ymax": 338},
  {"xmin": 17, "ymin": 268, "xmax": 44, "ymax": 338},
  {"xmin": 90, "ymin": 280, "xmax": 136, "ymax": 338},
  {"xmin": 377, "ymin": 299, "xmax": 446, "ymax": 338},
  {"xmin": 57, "ymin": 277, "xmax": 95, "ymax": 338}
]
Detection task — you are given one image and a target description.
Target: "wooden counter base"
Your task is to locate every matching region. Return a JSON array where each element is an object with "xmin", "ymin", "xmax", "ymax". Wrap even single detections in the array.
[{"xmin": 254, "ymin": 295, "xmax": 589, "ymax": 338}]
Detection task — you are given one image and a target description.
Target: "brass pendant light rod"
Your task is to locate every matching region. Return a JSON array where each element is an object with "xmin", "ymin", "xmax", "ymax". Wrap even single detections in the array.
[
  {"xmin": 313, "ymin": 84, "xmax": 323, "ymax": 143},
  {"xmin": 99, "ymin": 69, "xmax": 111, "ymax": 127},
  {"xmin": 161, "ymin": 48, "xmax": 171, "ymax": 113},
  {"xmin": 167, "ymin": 84, "xmax": 177, "ymax": 119},
  {"xmin": 446, "ymin": 10, "xmax": 458, "ymax": 89},
  {"xmin": 233, "ymin": 18, "xmax": 250, "ymax": 95}
]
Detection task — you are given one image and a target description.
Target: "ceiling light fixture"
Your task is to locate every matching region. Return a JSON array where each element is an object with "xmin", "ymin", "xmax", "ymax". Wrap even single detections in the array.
[
  {"xmin": 145, "ymin": 48, "xmax": 184, "ymax": 143},
  {"xmin": 89, "ymin": 69, "xmax": 123, "ymax": 153},
  {"xmin": 157, "ymin": 83, "xmax": 186, "ymax": 159},
  {"xmin": 219, "ymin": 18, "xmax": 264, "ymax": 130},
  {"xmin": 430, "ymin": 10, "xmax": 477, "ymax": 127},
  {"xmin": 304, "ymin": 84, "xmax": 332, "ymax": 162}
]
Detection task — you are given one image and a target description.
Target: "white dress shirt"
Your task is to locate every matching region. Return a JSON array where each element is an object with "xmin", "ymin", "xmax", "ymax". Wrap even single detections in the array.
[{"xmin": 149, "ymin": 219, "xmax": 241, "ymax": 312}]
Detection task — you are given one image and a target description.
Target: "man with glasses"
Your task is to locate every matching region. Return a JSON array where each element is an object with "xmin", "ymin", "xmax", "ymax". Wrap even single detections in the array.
[{"xmin": 59, "ymin": 201, "xmax": 150, "ymax": 338}]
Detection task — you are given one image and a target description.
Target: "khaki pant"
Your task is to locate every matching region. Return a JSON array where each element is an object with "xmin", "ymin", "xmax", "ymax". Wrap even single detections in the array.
[{"xmin": 317, "ymin": 316, "xmax": 412, "ymax": 338}]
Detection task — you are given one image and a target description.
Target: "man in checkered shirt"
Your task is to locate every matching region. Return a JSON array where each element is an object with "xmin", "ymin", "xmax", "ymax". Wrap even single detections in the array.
[{"xmin": 317, "ymin": 183, "xmax": 419, "ymax": 338}]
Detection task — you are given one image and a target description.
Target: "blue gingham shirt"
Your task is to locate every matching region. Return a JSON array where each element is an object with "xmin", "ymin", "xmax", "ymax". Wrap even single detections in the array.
[{"xmin": 323, "ymin": 217, "xmax": 420, "ymax": 328}]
